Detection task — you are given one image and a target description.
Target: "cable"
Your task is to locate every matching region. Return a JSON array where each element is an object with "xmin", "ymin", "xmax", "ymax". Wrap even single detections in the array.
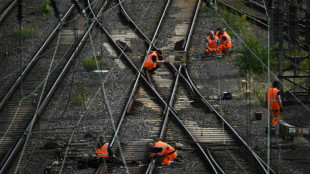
[
  {"xmin": 10, "ymin": 2, "xmax": 94, "ymax": 172},
  {"xmin": 14, "ymin": 31, "xmax": 62, "ymax": 174},
  {"xmin": 17, "ymin": 0, "xmax": 23, "ymax": 98}
]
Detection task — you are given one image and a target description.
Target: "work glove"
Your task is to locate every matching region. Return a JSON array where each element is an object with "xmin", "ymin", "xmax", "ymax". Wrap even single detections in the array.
[{"xmin": 280, "ymin": 107, "xmax": 283, "ymax": 112}]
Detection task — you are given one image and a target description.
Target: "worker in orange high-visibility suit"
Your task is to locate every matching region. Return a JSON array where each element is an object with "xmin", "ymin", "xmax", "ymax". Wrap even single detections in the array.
[
  {"xmin": 215, "ymin": 28, "xmax": 231, "ymax": 57},
  {"xmin": 265, "ymin": 81, "xmax": 283, "ymax": 134},
  {"xmin": 143, "ymin": 50, "xmax": 166, "ymax": 74},
  {"xmin": 95, "ymin": 136, "xmax": 141, "ymax": 166},
  {"xmin": 149, "ymin": 141, "xmax": 178, "ymax": 166},
  {"xmin": 205, "ymin": 31, "xmax": 220, "ymax": 57}
]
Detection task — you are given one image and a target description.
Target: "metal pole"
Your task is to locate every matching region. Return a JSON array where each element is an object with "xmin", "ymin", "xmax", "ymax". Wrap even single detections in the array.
[{"xmin": 17, "ymin": 0, "xmax": 23, "ymax": 97}]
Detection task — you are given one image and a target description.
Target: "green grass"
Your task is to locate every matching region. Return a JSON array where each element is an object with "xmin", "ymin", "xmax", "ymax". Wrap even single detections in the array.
[
  {"xmin": 39, "ymin": 0, "xmax": 53, "ymax": 14},
  {"xmin": 73, "ymin": 96, "xmax": 84, "ymax": 106},
  {"xmin": 83, "ymin": 56, "xmax": 105, "ymax": 71},
  {"xmin": 12, "ymin": 27, "xmax": 41, "ymax": 39}
]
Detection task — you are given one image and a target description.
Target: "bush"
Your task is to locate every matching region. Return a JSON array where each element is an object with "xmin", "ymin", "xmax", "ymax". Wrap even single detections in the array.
[
  {"xmin": 40, "ymin": 0, "xmax": 53, "ymax": 14},
  {"xmin": 83, "ymin": 56, "xmax": 105, "ymax": 71},
  {"xmin": 12, "ymin": 27, "xmax": 41, "ymax": 39},
  {"xmin": 73, "ymin": 96, "xmax": 84, "ymax": 106},
  {"xmin": 234, "ymin": 36, "xmax": 277, "ymax": 75}
]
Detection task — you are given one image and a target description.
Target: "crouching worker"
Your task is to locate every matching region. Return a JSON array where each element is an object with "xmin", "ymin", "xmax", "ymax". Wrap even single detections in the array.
[
  {"xmin": 205, "ymin": 31, "xmax": 219, "ymax": 57},
  {"xmin": 143, "ymin": 50, "xmax": 166, "ymax": 75},
  {"xmin": 215, "ymin": 28, "xmax": 231, "ymax": 58},
  {"xmin": 149, "ymin": 141, "xmax": 178, "ymax": 166},
  {"xmin": 95, "ymin": 136, "xmax": 141, "ymax": 166}
]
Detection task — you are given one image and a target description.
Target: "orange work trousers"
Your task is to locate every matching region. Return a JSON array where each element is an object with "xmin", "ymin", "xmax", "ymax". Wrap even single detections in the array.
[
  {"xmin": 270, "ymin": 109, "xmax": 280, "ymax": 126},
  {"xmin": 161, "ymin": 152, "xmax": 177, "ymax": 165},
  {"xmin": 205, "ymin": 48, "xmax": 216, "ymax": 55}
]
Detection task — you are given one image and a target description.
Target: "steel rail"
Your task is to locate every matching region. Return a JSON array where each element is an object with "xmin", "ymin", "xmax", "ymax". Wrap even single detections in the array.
[
  {"xmin": 183, "ymin": 0, "xmax": 201, "ymax": 52},
  {"xmin": 97, "ymin": 1, "xmax": 223, "ymax": 172},
  {"xmin": 0, "ymin": 3, "xmax": 105, "ymax": 173},
  {"xmin": 108, "ymin": 0, "xmax": 173, "ymax": 148},
  {"xmin": 118, "ymin": 0, "xmax": 223, "ymax": 173},
  {"xmin": 38, "ymin": 3, "xmax": 105, "ymax": 116},
  {"xmin": 145, "ymin": 65, "xmax": 183, "ymax": 174},
  {"xmin": 0, "ymin": 4, "xmax": 75, "ymax": 111},
  {"xmin": 145, "ymin": 0, "xmax": 223, "ymax": 173},
  {"xmin": 217, "ymin": 0, "xmax": 268, "ymax": 27},
  {"xmin": 99, "ymin": 21, "xmax": 220, "ymax": 173},
  {"xmin": 0, "ymin": 0, "xmax": 17, "ymax": 24},
  {"xmin": 217, "ymin": 0, "xmax": 308, "ymax": 53},
  {"xmin": 182, "ymin": 67, "xmax": 276, "ymax": 174},
  {"xmin": 118, "ymin": 0, "xmax": 195, "ymax": 98},
  {"xmin": 247, "ymin": 0, "xmax": 307, "ymax": 13}
]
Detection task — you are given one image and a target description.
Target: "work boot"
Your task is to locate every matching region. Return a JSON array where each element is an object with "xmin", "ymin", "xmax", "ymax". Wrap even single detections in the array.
[
  {"xmin": 174, "ymin": 158, "xmax": 183, "ymax": 163},
  {"xmin": 150, "ymin": 71, "xmax": 156, "ymax": 74}
]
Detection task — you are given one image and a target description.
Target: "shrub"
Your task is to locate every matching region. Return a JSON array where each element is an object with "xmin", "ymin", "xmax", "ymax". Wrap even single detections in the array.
[
  {"xmin": 83, "ymin": 56, "xmax": 105, "ymax": 71},
  {"xmin": 40, "ymin": 0, "xmax": 53, "ymax": 14},
  {"xmin": 234, "ymin": 36, "xmax": 277, "ymax": 75},
  {"xmin": 73, "ymin": 96, "xmax": 84, "ymax": 106},
  {"xmin": 12, "ymin": 27, "xmax": 41, "ymax": 39},
  {"xmin": 300, "ymin": 59, "xmax": 309, "ymax": 70}
]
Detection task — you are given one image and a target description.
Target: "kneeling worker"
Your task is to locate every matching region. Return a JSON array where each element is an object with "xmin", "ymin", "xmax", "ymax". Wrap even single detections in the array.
[
  {"xmin": 95, "ymin": 135, "xmax": 141, "ymax": 166},
  {"xmin": 143, "ymin": 50, "xmax": 166, "ymax": 74},
  {"xmin": 149, "ymin": 141, "xmax": 177, "ymax": 166}
]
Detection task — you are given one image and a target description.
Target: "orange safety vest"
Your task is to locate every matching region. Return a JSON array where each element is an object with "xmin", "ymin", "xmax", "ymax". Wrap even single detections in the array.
[
  {"xmin": 206, "ymin": 35, "xmax": 218, "ymax": 48},
  {"xmin": 144, "ymin": 51, "xmax": 158, "ymax": 70},
  {"xmin": 222, "ymin": 33, "xmax": 231, "ymax": 44},
  {"xmin": 266, "ymin": 88, "xmax": 280, "ymax": 110},
  {"xmin": 153, "ymin": 141, "xmax": 175, "ymax": 157},
  {"xmin": 216, "ymin": 31, "xmax": 231, "ymax": 44},
  {"xmin": 96, "ymin": 143, "xmax": 109, "ymax": 158}
]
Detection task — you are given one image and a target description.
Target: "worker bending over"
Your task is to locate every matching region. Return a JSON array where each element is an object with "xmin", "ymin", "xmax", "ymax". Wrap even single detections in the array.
[
  {"xmin": 215, "ymin": 28, "xmax": 231, "ymax": 57},
  {"xmin": 95, "ymin": 136, "xmax": 141, "ymax": 166},
  {"xmin": 265, "ymin": 81, "xmax": 283, "ymax": 134},
  {"xmin": 205, "ymin": 31, "xmax": 220, "ymax": 57},
  {"xmin": 149, "ymin": 141, "xmax": 178, "ymax": 166},
  {"xmin": 143, "ymin": 50, "xmax": 167, "ymax": 74}
]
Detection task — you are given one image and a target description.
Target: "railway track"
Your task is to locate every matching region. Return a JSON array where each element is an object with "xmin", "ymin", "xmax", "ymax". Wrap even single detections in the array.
[
  {"xmin": 0, "ymin": 1, "xmax": 106, "ymax": 173},
  {"xmin": 0, "ymin": 0, "xmax": 287, "ymax": 173},
  {"xmin": 95, "ymin": 0, "xmax": 274, "ymax": 173},
  {"xmin": 0, "ymin": 0, "xmax": 72, "ymax": 99},
  {"xmin": 216, "ymin": 0, "xmax": 309, "ymax": 52}
]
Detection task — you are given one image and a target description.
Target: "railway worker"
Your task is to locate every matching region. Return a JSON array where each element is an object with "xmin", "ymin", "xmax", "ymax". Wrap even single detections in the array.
[
  {"xmin": 265, "ymin": 81, "xmax": 283, "ymax": 134},
  {"xmin": 204, "ymin": 31, "xmax": 220, "ymax": 57},
  {"xmin": 143, "ymin": 50, "xmax": 166, "ymax": 74},
  {"xmin": 215, "ymin": 28, "xmax": 231, "ymax": 58},
  {"xmin": 149, "ymin": 141, "xmax": 178, "ymax": 166},
  {"xmin": 95, "ymin": 135, "xmax": 141, "ymax": 166}
]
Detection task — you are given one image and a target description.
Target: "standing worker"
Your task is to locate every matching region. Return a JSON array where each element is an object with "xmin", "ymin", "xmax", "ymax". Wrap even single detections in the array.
[
  {"xmin": 265, "ymin": 81, "xmax": 283, "ymax": 134},
  {"xmin": 149, "ymin": 141, "xmax": 179, "ymax": 166},
  {"xmin": 204, "ymin": 31, "xmax": 220, "ymax": 57},
  {"xmin": 143, "ymin": 50, "xmax": 166, "ymax": 74},
  {"xmin": 215, "ymin": 28, "xmax": 231, "ymax": 57},
  {"xmin": 95, "ymin": 135, "xmax": 141, "ymax": 166}
]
